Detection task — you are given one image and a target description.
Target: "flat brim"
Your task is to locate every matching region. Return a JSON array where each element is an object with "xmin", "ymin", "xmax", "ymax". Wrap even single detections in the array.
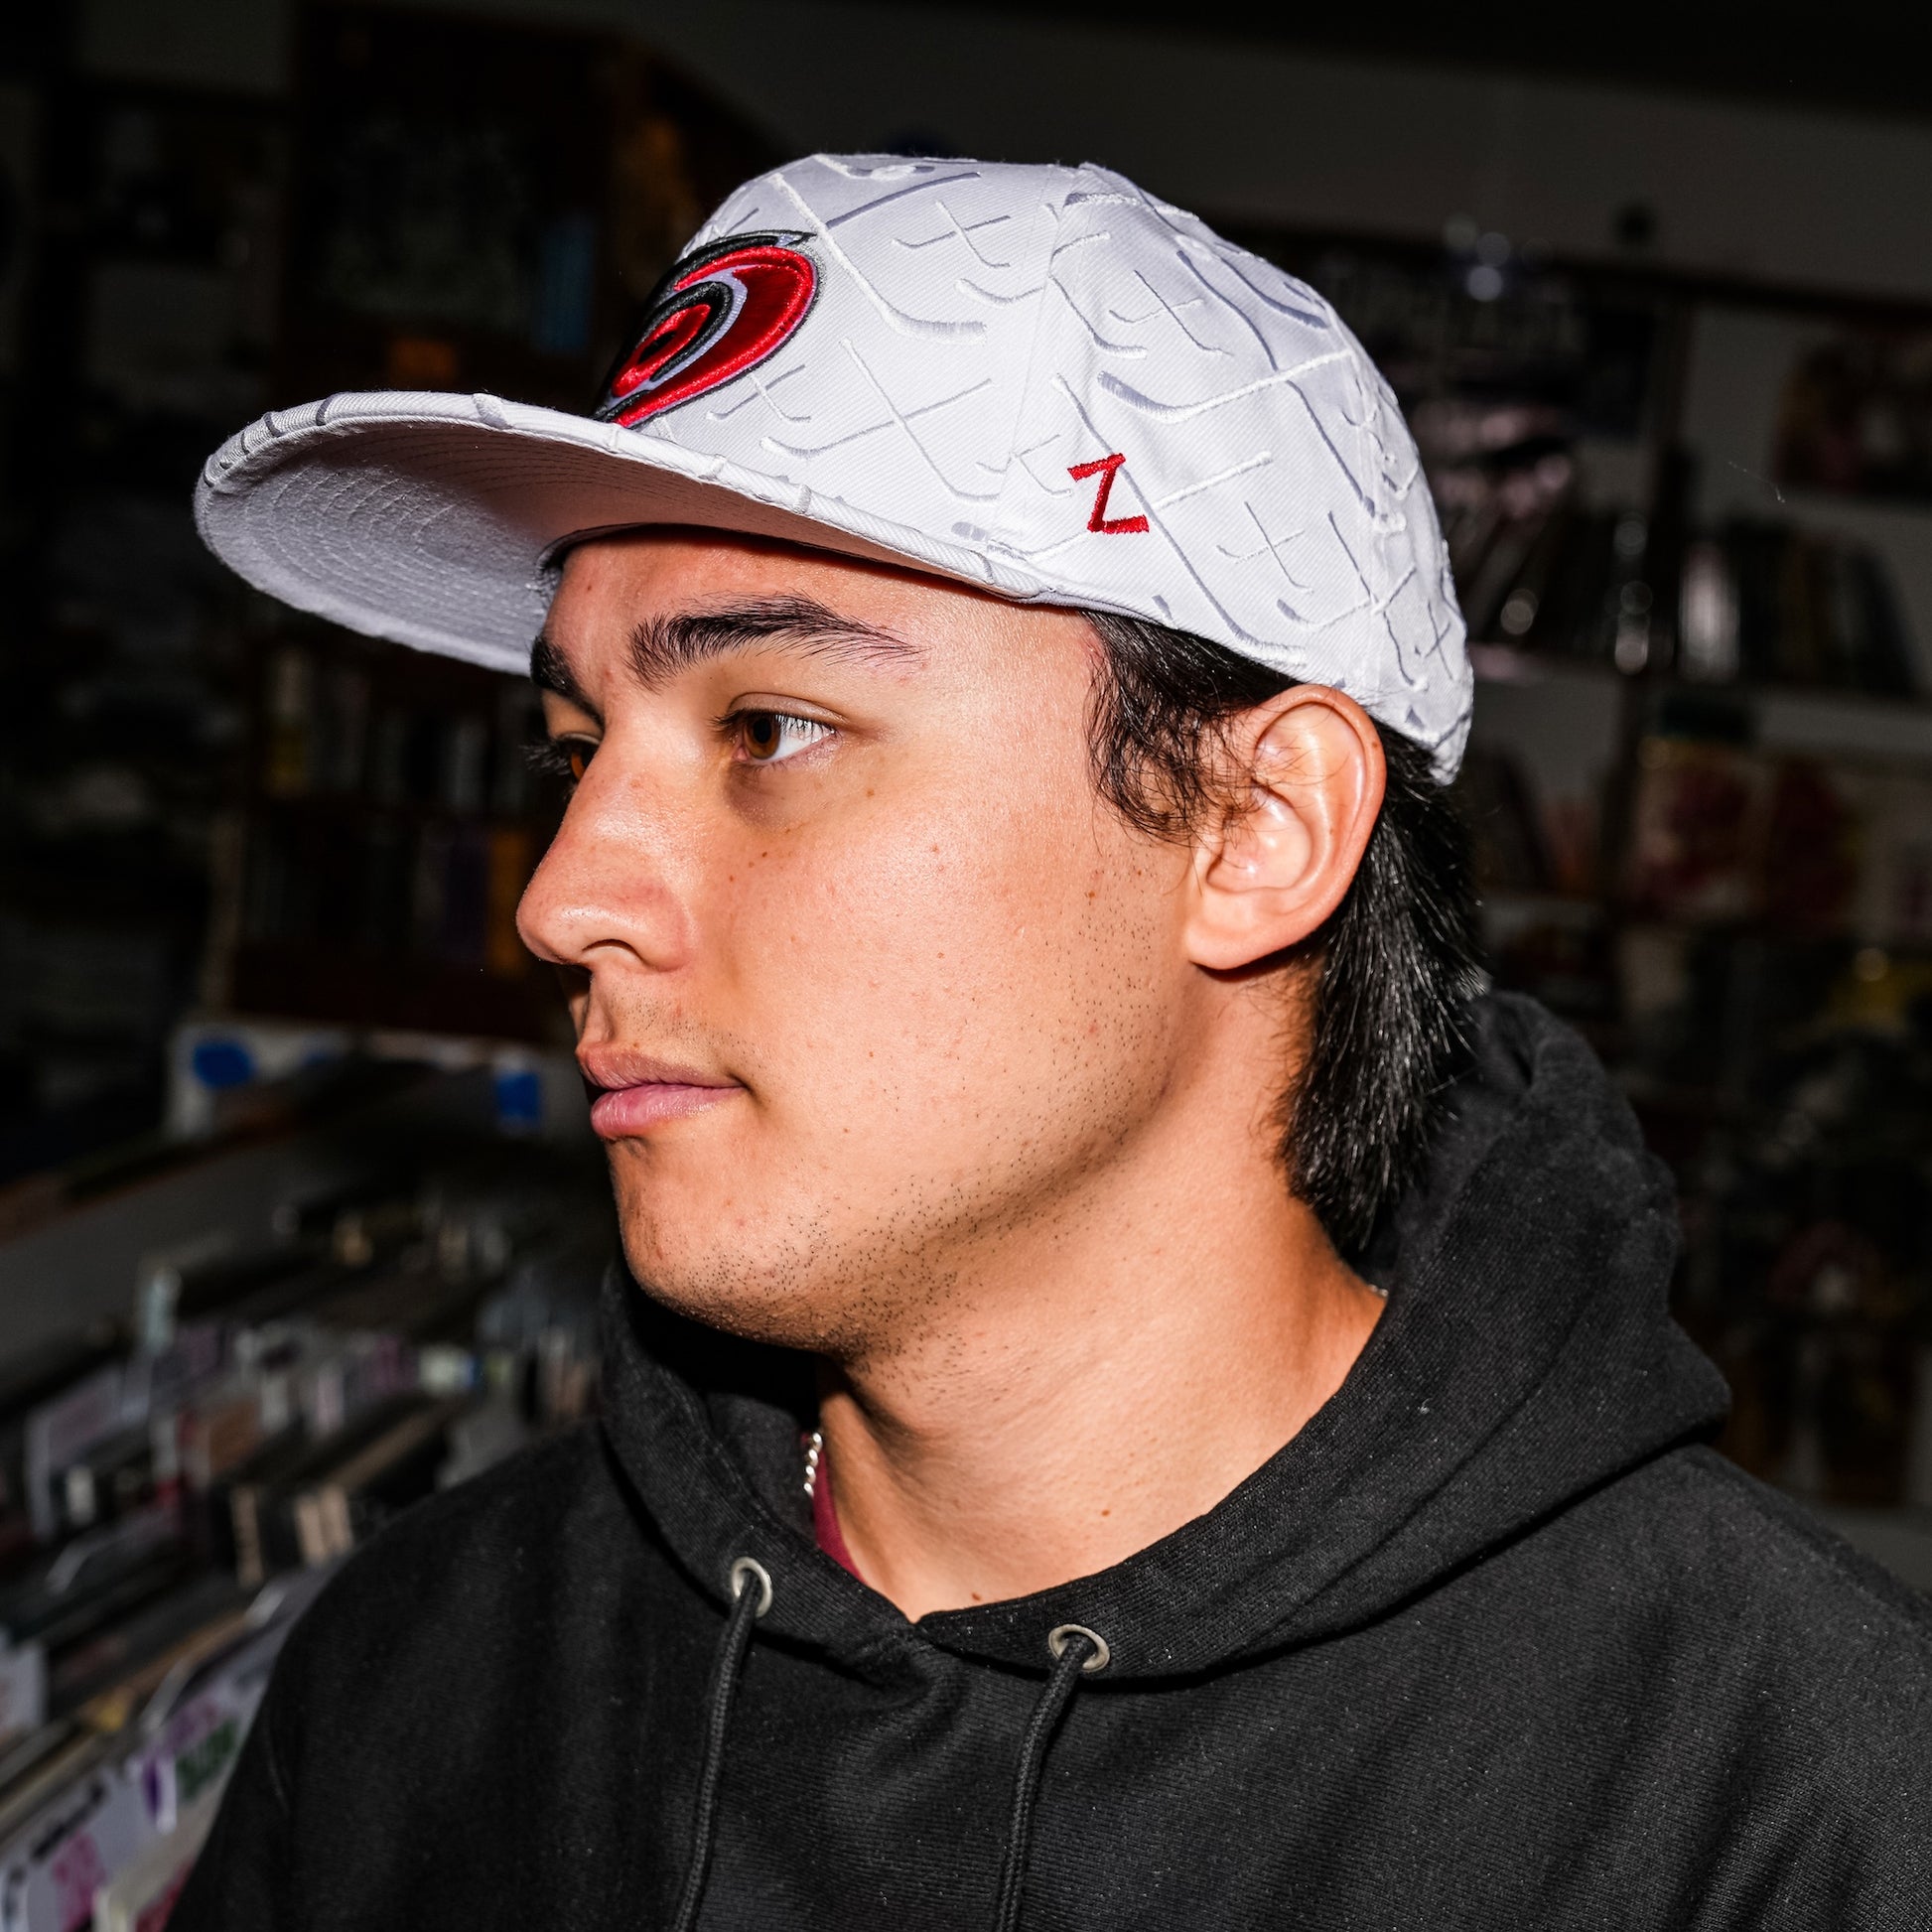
[{"xmin": 194, "ymin": 389, "xmax": 1049, "ymax": 673}]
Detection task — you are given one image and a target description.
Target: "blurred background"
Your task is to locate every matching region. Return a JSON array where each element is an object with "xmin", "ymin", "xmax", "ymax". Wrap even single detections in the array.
[{"xmin": 0, "ymin": 0, "xmax": 1929, "ymax": 1901}]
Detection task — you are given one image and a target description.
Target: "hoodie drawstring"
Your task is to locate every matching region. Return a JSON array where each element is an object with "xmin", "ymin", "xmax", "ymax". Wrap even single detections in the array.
[
  {"xmin": 672, "ymin": 1563, "xmax": 1107, "ymax": 1932},
  {"xmin": 670, "ymin": 1557, "xmax": 771, "ymax": 1932},
  {"xmin": 991, "ymin": 1623, "xmax": 1110, "ymax": 1932}
]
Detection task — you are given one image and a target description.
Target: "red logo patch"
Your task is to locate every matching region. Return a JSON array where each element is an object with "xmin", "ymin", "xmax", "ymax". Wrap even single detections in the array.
[
  {"xmin": 598, "ymin": 232, "xmax": 817, "ymax": 427},
  {"xmin": 1068, "ymin": 453, "xmax": 1149, "ymax": 534}
]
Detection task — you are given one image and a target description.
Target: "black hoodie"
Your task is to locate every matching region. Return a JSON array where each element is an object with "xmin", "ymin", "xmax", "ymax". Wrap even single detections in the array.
[{"xmin": 175, "ymin": 996, "xmax": 1932, "ymax": 1928}]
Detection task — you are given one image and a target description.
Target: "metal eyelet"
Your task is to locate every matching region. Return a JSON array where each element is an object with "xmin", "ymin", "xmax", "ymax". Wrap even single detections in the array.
[
  {"xmin": 1046, "ymin": 1623, "xmax": 1110, "ymax": 1673},
  {"xmin": 729, "ymin": 1556, "xmax": 773, "ymax": 1617}
]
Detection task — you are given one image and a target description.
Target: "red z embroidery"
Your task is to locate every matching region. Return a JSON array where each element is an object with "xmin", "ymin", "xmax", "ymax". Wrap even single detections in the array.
[{"xmin": 1068, "ymin": 453, "xmax": 1149, "ymax": 534}]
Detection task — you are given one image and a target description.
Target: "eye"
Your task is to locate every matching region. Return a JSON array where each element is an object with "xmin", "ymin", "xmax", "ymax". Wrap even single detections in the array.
[
  {"xmin": 734, "ymin": 710, "xmax": 833, "ymax": 764},
  {"xmin": 530, "ymin": 736, "xmax": 597, "ymax": 785}
]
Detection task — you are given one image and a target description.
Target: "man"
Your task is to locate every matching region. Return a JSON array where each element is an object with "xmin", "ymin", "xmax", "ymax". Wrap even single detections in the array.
[{"xmin": 181, "ymin": 156, "xmax": 1929, "ymax": 1928}]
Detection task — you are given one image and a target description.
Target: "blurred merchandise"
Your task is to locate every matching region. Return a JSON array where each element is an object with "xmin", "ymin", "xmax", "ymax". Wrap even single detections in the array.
[
  {"xmin": 0, "ymin": 1058, "xmax": 612, "ymax": 1921},
  {"xmin": 1297, "ymin": 243, "xmax": 1660, "ymax": 439},
  {"xmin": 1625, "ymin": 739, "xmax": 1766, "ymax": 923},
  {"xmin": 0, "ymin": 8, "xmax": 769, "ymax": 1182},
  {"xmin": 216, "ymin": 627, "xmax": 561, "ymax": 1041},
  {"xmin": 1439, "ymin": 491, "xmax": 1913, "ymax": 695},
  {"xmin": 163, "ymin": 1014, "xmax": 577, "ymax": 1144},
  {"xmin": 280, "ymin": 5, "xmax": 772, "ymax": 411},
  {"xmin": 1675, "ymin": 520, "xmax": 1916, "ymax": 695},
  {"xmin": 1759, "ymin": 759, "xmax": 1863, "ymax": 937},
  {"xmin": 1776, "ymin": 331, "xmax": 1932, "ymax": 504},
  {"xmin": 0, "ymin": 81, "xmax": 280, "ymax": 1186},
  {"xmin": 1623, "ymin": 738, "xmax": 1932, "ymax": 944},
  {"xmin": 1673, "ymin": 1012, "xmax": 1932, "ymax": 1510}
]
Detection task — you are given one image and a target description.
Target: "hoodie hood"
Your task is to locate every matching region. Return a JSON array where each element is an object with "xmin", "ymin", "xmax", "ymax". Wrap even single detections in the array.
[{"xmin": 597, "ymin": 993, "xmax": 1728, "ymax": 1682}]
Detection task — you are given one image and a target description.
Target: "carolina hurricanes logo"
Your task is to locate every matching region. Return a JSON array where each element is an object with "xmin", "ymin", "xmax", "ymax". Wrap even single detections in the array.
[{"xmin": 596, "ymin": 231, "xmax": 818, "ymax": 427}]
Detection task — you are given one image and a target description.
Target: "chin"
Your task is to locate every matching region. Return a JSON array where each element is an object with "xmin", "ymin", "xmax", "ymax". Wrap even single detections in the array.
[
  {"xmin": 623, "ymin": 1256, "xmax": 868, "ymax": 1357},
  {"xmin": 611, "ymin": 1176, "xmax": 856, "ymax": 1353}
]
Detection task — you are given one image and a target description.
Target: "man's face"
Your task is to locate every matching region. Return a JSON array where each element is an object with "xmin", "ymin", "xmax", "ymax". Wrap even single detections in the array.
[{"xmin": 518, "ymin": 530, "xmax": 1208, "ymax": 1357}]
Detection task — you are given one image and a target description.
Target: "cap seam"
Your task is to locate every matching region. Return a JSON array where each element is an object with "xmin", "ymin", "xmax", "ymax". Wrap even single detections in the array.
[{"xmin": 985, "ymin": 167, "xmax": 1081, "ymax": 558}]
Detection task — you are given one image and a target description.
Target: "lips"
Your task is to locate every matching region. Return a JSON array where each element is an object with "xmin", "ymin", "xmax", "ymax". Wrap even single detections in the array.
[{"xmin": 579, "ymin": 1048, "xmax": 741, "ymax": 1140}]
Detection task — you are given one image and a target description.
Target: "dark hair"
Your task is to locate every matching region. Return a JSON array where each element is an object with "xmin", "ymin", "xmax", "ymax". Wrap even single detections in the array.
[{"xmin": 1084, "ymin": 612, "xmax": 1478, "ymax": 1254}]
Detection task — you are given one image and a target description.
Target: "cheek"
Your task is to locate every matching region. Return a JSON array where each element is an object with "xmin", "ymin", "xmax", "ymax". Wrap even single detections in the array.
[{"xmin": 717, "ymin": 785, "xmax": 1183, "ymax": 1147}]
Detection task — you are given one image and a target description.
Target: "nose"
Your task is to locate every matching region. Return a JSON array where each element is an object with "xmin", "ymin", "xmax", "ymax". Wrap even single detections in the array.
[{"xmin": 515, "ymin": 759, "xmax": 695, "ymax": 976}]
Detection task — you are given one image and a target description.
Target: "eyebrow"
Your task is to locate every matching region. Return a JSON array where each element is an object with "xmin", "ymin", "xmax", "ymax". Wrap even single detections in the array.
[
  {"xmin": 530, "ymin": 632, "xmax": 596, "ymax": 713},
  {"xmin": 530, "ymin": 595, "xmax": 919, "ymax": 713}
]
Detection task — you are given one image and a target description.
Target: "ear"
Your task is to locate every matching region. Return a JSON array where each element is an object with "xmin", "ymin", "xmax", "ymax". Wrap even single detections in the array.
[{"xmin": 1183, "ymin": 685, "xmax": 1386, "ymax": 973}]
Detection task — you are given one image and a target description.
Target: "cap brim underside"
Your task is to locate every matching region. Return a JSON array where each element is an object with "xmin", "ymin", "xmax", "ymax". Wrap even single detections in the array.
[{"xmin": 193, "ymin": 392, "xmax": 1004, "ymax": 675}]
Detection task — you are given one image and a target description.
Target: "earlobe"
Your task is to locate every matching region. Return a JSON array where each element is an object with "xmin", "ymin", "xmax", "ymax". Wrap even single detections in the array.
[{"xmin": 1184, "ymin": 687, "xmax": 1385, "ymax": 974}]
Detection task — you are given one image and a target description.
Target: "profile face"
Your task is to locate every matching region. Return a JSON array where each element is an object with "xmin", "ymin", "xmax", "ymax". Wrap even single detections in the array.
[{"xmin": 517, "ymin": 529, "xmax": 1206, "ymax": 1358}]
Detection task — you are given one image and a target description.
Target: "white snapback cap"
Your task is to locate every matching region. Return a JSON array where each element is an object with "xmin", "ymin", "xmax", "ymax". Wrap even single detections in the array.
[{"xmin": 196, "ymin": 154, "xmax": 1470, "ymax": 777}]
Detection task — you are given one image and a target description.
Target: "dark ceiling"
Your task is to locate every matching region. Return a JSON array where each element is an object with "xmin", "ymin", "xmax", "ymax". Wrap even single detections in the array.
[{"xmin": 917, "ymin": 2, "xmax": 1927, "ymax": 125}]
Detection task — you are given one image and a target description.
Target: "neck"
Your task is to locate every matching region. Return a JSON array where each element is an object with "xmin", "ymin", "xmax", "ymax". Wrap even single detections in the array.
[{"xmin": 813, "ymin": 1070, "xmax": 1384, "ymax": 1620}]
